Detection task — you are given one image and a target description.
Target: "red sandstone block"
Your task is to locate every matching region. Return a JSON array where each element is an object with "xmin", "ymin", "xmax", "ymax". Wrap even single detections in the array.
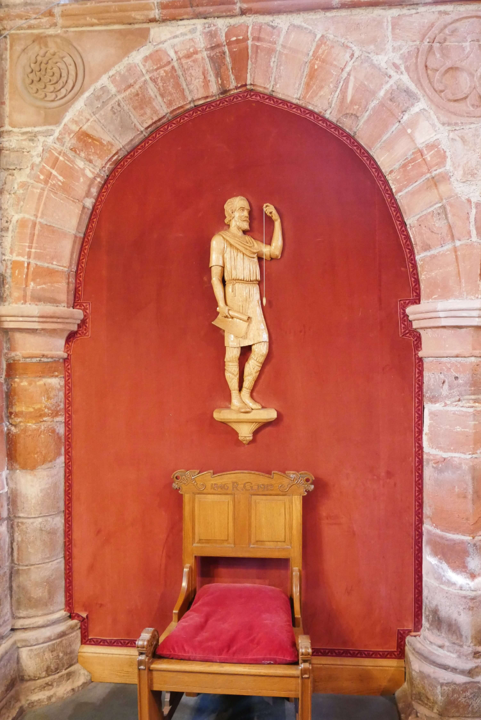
[
  {"xmin": 190, "ymin": 0, "xmax": 238, "ymax": 18},
  {"xmin": 445, "ymin": 197, "xmax": 472, "ymax": 244},
  {"xmin": 225, "ymin": 23, "xmax": 249, "ymax": 88},
  {"xmin": 22, "ymin": 186, "xmax": 84, "ymax": 236},
  {"xmin": 59, "ymin": 0, "xmax": 156, "ymax": 27},
  {"xmin": 424, "ymin": 579, "xmax": 481, "ymax": 647},
  {"xmin": 10, "ymin": 262, "xmax": 69, "ymax": 306},
  {"xmin": 8, "ymin": 376, "xmax": 64, "ymax": 425},
  {"xmin": 273, "ymin": 24, "xmax": 316, "ymax": 100},
  {"xmin": 404, "ymin": 110, "xmax": 437, "ymax": 147},
  {"xmin": 356, "ymin": 81, "xmax": 417, "ymax": 151},
  {"xmin": 96, "ymin": 98, "xmax": 143, "ymax": 149},
  {"xmin": 330, "ymin": 57, "xmax": 390, "ymax": 133},
  {"xmin": 301, "ymin": 35, "xmax": 353, "ymax": 114},
  {"xmin": 432, "ymin": 171, "xmax": 456, "ymax": 204},
  {"xmin": 241, "ymin": 0, "xmax": 340, "ymax": 11},
  {"xmin": 0, "ymin": 424, "xmax": 6, "ymax": 474},
  {"xmin": 35, "ymin": 145, "xmax": 97, "ymax": 204},
  {"xmin": 68, "ymin": 118, "xmax": 121, "ymax": 171},
  {"xmin": 424, "ymin": 526, "xmax": 481, "ymax": 591},
  {"xmin": 408, "ymin": 206, "xmax": 453, "ymax": 255},
  {"xmin": 158, "ymin": 0, "xmax": 195, "ymax": 20},
  {"xmin": 426, "ymin": 405, "xmax": 481, "ymax": 455},
  {"xmin": 424, "ymin": 453, "xmax": 481, "ymax": 535},
  {"xmin": 249, "ymin": 23, "xmax": 282, "ymax": 91},
  {"xmin": 388, "ymin": 151, "xmax": 430, "ymax": 196},
  {"xmin": 56, "ymin": 107, "xmax": 93, "ymax": 148},
  {"xmin": 475, "ymin": 202, "xmax": 481, "ymax": 242},
  {"xmin": 398, "ymin": 176, "xmax": 441, "ymax": 221},
  {"xmin": 309, "ymin": 14, "xmax": 389, "ymax": 55},
  {"xmin": 424, "ymin": 359, "xmax": 481, "ymax": 405},
  {"xmin": 174, "ymin": 36, "xmax": 215, "ymax": 104},
  {"xmin": 142, "ymin": 47, "xmax": 189, "ymax": 114},
  {"xmin": 85, "ymin": 84, "xmax": 117, "ymax": 115},
  {"xmin": 458, "ymin": 243, "xmax": 481, "ymax": 298},
  {"xmin": 111, "ymin": 62, "xmax": 145, "ymax": 94},
  {"xmin": 417, "ymin": 246, "xmax": 462, "ymax": 301},
  {"xmin": 391, "ymin": 10, "xmax": 449, "ymax": 44},
  {"xmin": 388, "ymin": 142, "xmax": 447, "ymax": 196},
  {"xmin": 122, "ymin": 80, "xmax": 166, "ymax": 131},
  {"xmin": 202, "ymin": 24, "xmax": 233, "ymax": 94},
  {"xmin": 11, "ymin": 218, "xmax": 77, "ymax": 270},
  {"xmin": 374, "ymin": 125, "xmax": 417, "ymax": 174}
]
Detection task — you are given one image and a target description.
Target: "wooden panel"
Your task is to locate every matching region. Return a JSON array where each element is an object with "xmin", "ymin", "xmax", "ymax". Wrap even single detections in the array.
[
  {"xmin": 313, "ymin": 657, "xmax": 405, "ymax": 696},
  {"xmin": 194, "ymin": 546, "xmax": 292, "ymax": 558},
  {"xmin": 194, "ymin": 495, "xmax": 234, "ymax": 546},
  {"xmin": 78, "ymin": 646, "xmax": 137, "ymax": 684},
  {"xmin": 251, "ymin": 496, "xmax": 291, "ymax": 548},
  {"xmin": 151, "ymin": 670, "xmax": 298, "ymax": 697},
  {"xmin": 78, "ymin": 646, "xmax": 405, "ymax": 695}
]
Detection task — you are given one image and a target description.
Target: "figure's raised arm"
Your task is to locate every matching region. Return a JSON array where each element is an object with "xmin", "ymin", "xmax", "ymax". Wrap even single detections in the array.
[{"xmin": 263, "ymin": 203, "xmax": 283, "ymax": 259}]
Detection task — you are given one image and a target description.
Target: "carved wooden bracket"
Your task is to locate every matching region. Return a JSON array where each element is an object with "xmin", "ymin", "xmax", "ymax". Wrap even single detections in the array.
[{"xmin": 213, "ymin": 407, "xmax": 277, "ymax": 444}]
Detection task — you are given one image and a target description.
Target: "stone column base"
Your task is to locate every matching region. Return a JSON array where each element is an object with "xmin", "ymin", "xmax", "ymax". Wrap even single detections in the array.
[
  {"xmin": 397, "ymin": 635, "xmax": 481, "ymax": 719},
  {"xmin": 0, "ymin": 636, "xmax": 22, "ymax": 720},
  {"xmin": 0, "ymin": 618, "xmax": 91, "ymax": 718},
  {"xmin": 20, "ymin": 663, "xmax": 91, "ymax": 711},
  {"xmin": 16, "ymin": 617, "xmax": 91, "ymax": 711}
]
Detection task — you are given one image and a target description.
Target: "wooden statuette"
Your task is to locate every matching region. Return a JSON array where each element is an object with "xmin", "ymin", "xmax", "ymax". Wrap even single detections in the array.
[{"xmin": 210, "ymin": 197, "xmax": 283, "ymax": 443}]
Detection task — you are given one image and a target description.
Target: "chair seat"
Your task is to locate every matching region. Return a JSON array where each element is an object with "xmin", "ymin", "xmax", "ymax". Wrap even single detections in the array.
[{"xmin": 156, "ymin": 583, "xmax": 298, "ymax": 665}]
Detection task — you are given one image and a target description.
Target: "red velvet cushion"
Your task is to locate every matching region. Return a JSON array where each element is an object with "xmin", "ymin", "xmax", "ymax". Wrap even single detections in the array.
[{"xmin": 156, "ymin": 583, "xmax": 298, "ymax": 664}]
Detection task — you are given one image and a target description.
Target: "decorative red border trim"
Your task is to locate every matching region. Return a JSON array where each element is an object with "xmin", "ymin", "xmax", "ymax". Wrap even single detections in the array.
[{"xmin": 65, "ymin": 90, "xmax": 422, "ymax": 658}]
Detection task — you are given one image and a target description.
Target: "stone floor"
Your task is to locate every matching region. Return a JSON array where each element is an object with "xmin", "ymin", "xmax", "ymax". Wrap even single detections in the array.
[{"xmin": 23, "ymin": 683, "xmax": 400, "ymax": 719}]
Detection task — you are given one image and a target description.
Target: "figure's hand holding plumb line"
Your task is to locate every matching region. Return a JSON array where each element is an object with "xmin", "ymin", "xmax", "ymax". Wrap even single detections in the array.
[{"xmin": 263, "ymin": 203, "xmax": 280, "ymax": 222}]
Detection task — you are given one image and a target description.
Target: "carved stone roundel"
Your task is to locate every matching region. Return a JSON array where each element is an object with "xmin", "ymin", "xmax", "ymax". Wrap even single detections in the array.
[
  {"xmin": 16, "ymin": 37, "xmax": 84, "ymax": 109},
  {"xmin": 418, "ymin": 14, "xmax": 481, "ymax": 119}
]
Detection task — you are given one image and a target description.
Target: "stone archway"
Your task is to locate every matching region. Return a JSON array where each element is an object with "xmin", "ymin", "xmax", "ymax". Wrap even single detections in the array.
[{"xmin": 1, "ymin": 19, "xmax": 480, "ymax": 719}]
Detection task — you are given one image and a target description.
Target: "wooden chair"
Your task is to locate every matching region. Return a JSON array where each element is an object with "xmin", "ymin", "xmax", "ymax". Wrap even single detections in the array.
[{"xmin": 137, "ymin": 469, "xmax": 314, "ymax": 720}]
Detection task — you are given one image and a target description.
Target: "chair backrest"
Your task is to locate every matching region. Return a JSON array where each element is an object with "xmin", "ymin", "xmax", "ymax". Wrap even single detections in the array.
[{"xmin": 172, "ymin": 470, "xmax": 314, "ymax": 576}]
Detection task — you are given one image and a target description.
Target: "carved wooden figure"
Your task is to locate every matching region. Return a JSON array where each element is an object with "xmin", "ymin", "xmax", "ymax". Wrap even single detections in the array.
[
  {"xmin": 211, "ymin": 198, "xmax": 282, "ymax": 443},
  {"xmin": 136, "ymin": 470, "xmax": 314, "ymax": 720}
]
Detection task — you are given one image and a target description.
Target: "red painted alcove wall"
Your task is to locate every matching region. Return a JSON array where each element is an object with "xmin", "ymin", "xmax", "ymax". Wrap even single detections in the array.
[{"xmin": 69, "ymin": 95, "xmax": 419, "ymax": 654}]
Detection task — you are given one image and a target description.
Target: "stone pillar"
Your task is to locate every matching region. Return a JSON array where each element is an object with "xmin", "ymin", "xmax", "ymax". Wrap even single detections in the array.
[
  {"xmin": 0, "ymin": 305, "xmax": 90, "ymax": 714},
  {"xmin": 398, "ymin": 301, "xmax": 481, "ymax": 719}
]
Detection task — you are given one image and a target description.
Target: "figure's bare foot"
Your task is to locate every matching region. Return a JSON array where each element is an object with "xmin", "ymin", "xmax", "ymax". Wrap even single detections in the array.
[
  {"xmin": 231, "ymin": 391, "xmax": 251, "ymax": 413},
  {"xmin": 240, "ymin": 389, "xmax": 262, "ymax": 410}
]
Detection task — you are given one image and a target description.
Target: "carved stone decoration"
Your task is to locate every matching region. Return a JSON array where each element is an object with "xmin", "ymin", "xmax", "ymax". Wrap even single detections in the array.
[
  {"xmin": 418, "ymin": 14, "xmax": 481, "ymax": 119},
  {"xmin": 16, "ymin": 37, "xmax": 85, "ymax": 108}
]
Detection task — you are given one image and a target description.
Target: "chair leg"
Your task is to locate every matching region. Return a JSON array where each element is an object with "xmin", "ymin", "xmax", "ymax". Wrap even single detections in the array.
[
  {"xmin": 163, "ymin": 691, "xmax": 183, "ymax": 720},
  {"xmin": 298, "ymin": 665, "xmax": 312, "ymax": 720},
  {"xmin": 138, "ymin": 666, "xmax": 163, "ymax": 720}
]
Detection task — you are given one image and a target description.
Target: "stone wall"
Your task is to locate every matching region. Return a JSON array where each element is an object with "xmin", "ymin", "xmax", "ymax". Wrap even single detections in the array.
[{"xmin": 0, "ymin": 1, "xmax": 481, "ymax": 718}]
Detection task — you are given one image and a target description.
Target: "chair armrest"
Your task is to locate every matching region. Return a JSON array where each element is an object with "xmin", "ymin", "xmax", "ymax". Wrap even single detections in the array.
[
  {"xmin": 297, "ymin": 634, "xmax": 312, "ymax": 662},
  {"xmin": 137, "ymin": 628, "xmax": 159, "ymax": 670},
  {"xmin": 173, "ymin": 564, "xmax": 195, "ymax": 623},
  {"xmin": 297, "ymin": 634, "xmax": 312, "ymax": 680},
  {"xmin": 291, "ymin": 567, "xmax": 302, "ymax": 629}
]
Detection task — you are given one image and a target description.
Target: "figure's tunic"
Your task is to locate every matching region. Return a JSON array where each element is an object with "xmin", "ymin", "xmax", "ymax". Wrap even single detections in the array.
[{"xmin": 210, "ymin": 230, "xmax": 270, "ymax": 348}]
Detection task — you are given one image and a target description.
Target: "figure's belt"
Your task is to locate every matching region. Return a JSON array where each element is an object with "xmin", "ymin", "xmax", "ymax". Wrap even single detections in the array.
[{"xmin": 226, "ymin": 280, "xmax": 258, "ymax": 285}]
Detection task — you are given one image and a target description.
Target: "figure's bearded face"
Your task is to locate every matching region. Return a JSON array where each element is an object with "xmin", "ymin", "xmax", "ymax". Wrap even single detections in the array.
[{"xmin": 233, "ymin": 203, "xmax": 250, "ymax": 231}]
